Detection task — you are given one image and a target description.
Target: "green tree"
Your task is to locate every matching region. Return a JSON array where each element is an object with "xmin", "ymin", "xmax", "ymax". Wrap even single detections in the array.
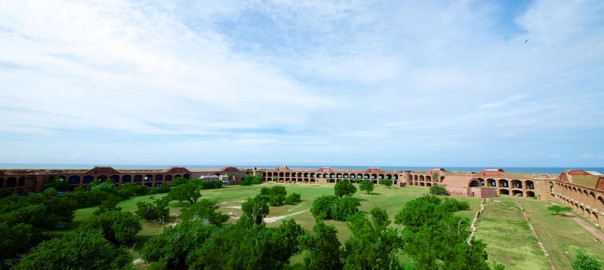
[
  {"xmin": 395, "ymin": 195, "xmax": 488, "ymax": 270},
  {"xmin": 94, "ymin": 195, "xmax": 122, "ymax": 215},
  {"xmin": 360, "ymin": 180, "xmax": 374, "ymax": 194},
  {"xmin": 310, "ymin": 195, "xmax": 338, "ymax": 220},
  {"xmin": 342, "ymin": 209, "xmax": 403, "ymax": 270},
  {"xmin": 572, "ymin": 249, "xmax": 601, "ymax": 270},
  {"xmin": 335, "ymin": 181, "xmax": 357, "ymax": 198},
  {"xmin": 381, "ymin": 179, "xmax": 393, "ymax": 188},
  {"xmin": 141, "ymin": 221, "xmax": 218, "ymax": 269},
  {"xmin": 332, "ymin": 197, "xmax": 361, "ymax": 221},
  {"xmin": 429, "ymin": 184, "xmax": 449, "ymax": 196},
  {"xmin": 136, "ymin": 197, "xmax": 170, "ymax": 223},
  {"xmin": 298, "ymin": 220, "xmax": 343, "ymax": 270},
  {"xmin": 14, "ymin": 230, "xmax": 132, "ymax": 270},
  {"xmin": 168, "ymin": 181, "xmax": 201, "ymax": 204},
  {"xmin": 83, "ymin": 210, "xmax": 142, "ymax": 246},
  {"xmin": 180, "ymin": 199, "xmax": 229, "ymax": 225},
  {"xmin": 42, "ymin": 176, "xmax": 69, "ymax": 192},
  {"xmin": 0, "ymin": 222, "xmax": 41, "ymax": 260},
  {"xmin": 547, "ymin": 205, "xmax": 572, "ymax": 215},
  {"xmin": 284, "ymin": 192, "xmax": 301, "ymax": 205},
  {"xmin": 241, "ymin": 196, "xmax": 270, "ymax": 225}
]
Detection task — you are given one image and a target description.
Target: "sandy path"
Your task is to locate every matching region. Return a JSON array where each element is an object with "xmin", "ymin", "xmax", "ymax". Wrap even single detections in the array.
[
  {"xmin": 565, "ymin": 212, "xmax": 604, "ymax": 241},
  {"xmin": 264, "ymin": 210, "xmax": 307, "ymax": 223}
]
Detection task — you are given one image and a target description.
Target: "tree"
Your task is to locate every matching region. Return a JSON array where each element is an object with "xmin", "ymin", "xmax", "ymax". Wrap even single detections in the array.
[
  {"xmin": 311, "ymin": 195, "xmax": 337, "ymax": 220},
  {"xmin": 335, "ymin": 181, "xmax": 357, "ymax": 198},
  {"xmin": 548, "ymin": 205, "xmax": 572, "ymax": 215},
  {"xmin": 429, "ymin": 185, "xmax": 449, "ymax": 196},
  {"xmin": 14, "ymin": 230, "xmax": 132, "ymax": 270},
  {"xmin": 0, "ymin": 222, "xmax": 41, "ymax": 260},
  {"xmin": 572, "ymin": 249, "xmax": 601, "ymax": 270},
  {"xmin": 298, "ymin": 220, "xmax": 343, "ymax": 270},
  {"xmin": 83, "ymin": 210, "xmax": 142, "ymax": 246},
  {"xmin": 395, "ymin": 195, "xmax": 488, "ymax": 270},
  {"xmin": 94, "ymin": 195, "xmax": 122, "ymax": 215},
  {"xmin": 360, "ymin": 180, "xmax": 374, "ymax": 194},
  {"xmin": 380, "ymin": 179, "xmax": 393, "ymax": 188},
  {"xmin": 180, "ymin": 199, "xmax": 229, "ymax": 225},
  {"xmin": 42, "ymin": 176, "xmax": 68, "ymax": 192},
  {"xmin": 168, "ymin": 182, "xmax": 201, "ymax": 204},
  {"xmin": 332, "ymin": 197, "xmax": 361, "ymax": 221},
  {"xmin": 136, "ymin": 197, "xmax": 170, "ymax": 223},
  {"xmin": 285, "ymin": 192, "xmax": 301, "ymax": 205},
  {"xmin": 342, "ymin": 209, "xmax": 403, "ymax": 270},
  {"xmin": 241, "ymin": 196, "xmax": 270, "ymax": 225},
  {"xmin": 141, "ymin": 221, "xmax": 219, "ymax": 269}
]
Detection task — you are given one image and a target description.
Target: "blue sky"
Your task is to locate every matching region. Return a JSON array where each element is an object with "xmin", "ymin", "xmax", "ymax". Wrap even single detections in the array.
[{"xmin": 1, "ymin": 0, "xmax": 603, "ymax": 167}]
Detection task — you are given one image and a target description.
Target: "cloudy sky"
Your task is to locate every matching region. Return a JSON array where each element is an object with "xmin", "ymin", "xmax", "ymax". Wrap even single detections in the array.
[{"xmin": 1, "ymin": 0, "xmax": 603, "ymax": 167}]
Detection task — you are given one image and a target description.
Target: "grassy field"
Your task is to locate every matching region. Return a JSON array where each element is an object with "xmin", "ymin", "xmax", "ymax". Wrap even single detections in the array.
[
  {"xmin": 474, "ymin": 198, "xmax": 550, "ymax": 270},
  {"xmin": 70, "ymin": 183, "xmax": 604, "ymax": 269}
]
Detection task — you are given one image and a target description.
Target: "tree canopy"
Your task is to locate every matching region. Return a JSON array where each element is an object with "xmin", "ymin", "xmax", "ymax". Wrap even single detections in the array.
[
  {"xmin": 360, "ymin": 180, "xmax": 374, "ymax": 194},
  {"xmin": 334, "ymin": 181, "xmax": 357, "ymax": 198}
]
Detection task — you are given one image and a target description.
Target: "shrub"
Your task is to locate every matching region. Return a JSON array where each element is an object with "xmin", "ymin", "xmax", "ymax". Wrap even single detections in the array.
[
  {"xmin": 199, "ymin": 180, "xmax": 223, "ymax": 190},
  {"xmin": 136, "ymin": 197, "xmax": 170, "ymax": 223},
  {"xmin": 311, "ymin": 195, "xmax": 338, "ymax": 220},
  {"xmin": 572, "ymin": 249, "xmax": 601, "ymax": 270},
  {"xmin": 284, "ymin": 193, "xmax": 301, "ymax": 205},
  {"xmin": 331, "ymin": 197, "xmax": 360, "ymax": 221},
  {"xmin": 380, "ymin": 179, "xmax": 393, "ymax": 188},
  {"xmin": 360, "ymin": 180, "xmax": 374, "ymax": 194},
  {"xmin": 429, "ymin": 185, "xmax": 449, "ymax": 196},
  {"xmin": 83, "ymin": 210, "xmax": 142, "ymax": 246}
]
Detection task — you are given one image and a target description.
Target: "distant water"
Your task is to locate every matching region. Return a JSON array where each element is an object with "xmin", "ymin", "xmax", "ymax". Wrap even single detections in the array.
[{"xmin": 1, "ymin": 163, "xmax": 602, "ymax": 175}]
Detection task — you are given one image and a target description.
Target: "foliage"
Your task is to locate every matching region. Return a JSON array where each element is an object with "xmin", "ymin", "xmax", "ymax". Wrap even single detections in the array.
[
  {"xmin": 395, "ymin": 195, "xmax": 488, "ymax": 270},
  {"xmin": 572, "ymin": 249, "xmax": 601, "ymax": 270},
  {"xmin": 342, "ymin": 208, "xmax": 404, "ymax": 270},
  {"xmin": 298, "ymin": 220, "xmax": 343, "ymax": 270},
  {"xmin": 279, "ymin": 218, "xmax": 304, "ymax": 257},
  {"xmin": 547, "ymin": 205, "xmax": 572, "ymax": 215},
  {"xmin": 284, "ymin": 192, "xmax": 302, "ymax": 205},
  {"xmin": 187, "ymin": 218, "xmax": 302, "ymax": 269},
  {"xmin": 334, "ymin": 181, "xmax": 357, "ymax": 198},
  {"xmin": 82, "ymin": 210, "xmax": 142, "ymax": 246},
  {"xmin": 119, "ymin": 183, "xmax": 149, "ymax": 198},
  {"xmin": 14, "ymin": 230, "xmax": 132, "ymax": 270},
  {"xmin": 149, "ymin": 184, "xmax": 171, "ymax": 194},
  {"xmin": 0, "ymin": 222, "xmax": 41, "ymax": 260},
  {"xmin": 241, "ymin": 174, "xmax": 263, "ymax": 185},
  {"xmin": 168, "ymin": 181, "xmax": 201, "ymax": 204},
  {"xmin": 136, "ymin": 197, "xmax": 170, "ymax": 223},
  {"xmin": 332, "ymin": 197, "xmax": 361, "ymax": 221},
  {"xmin": 94, "ymin": 195, "xmax": 122, "ymax": 215},
  {"xmin": 90, "ymin": 181, "xmax": 119, "ymax": 195},
  {"xmin": 241, "ymin": 196, "xmax": 270, "ymax": 224},
  {"xmin": 199, "ymin": 180, "xmax": 224, "ymax": 189},
  {"xmin": 0, "ymin": 189, "xmax": 77, "ymax": 229},
  {"xmin": 310, "ymin": 195, "xmax": 338, "ymax": 220},
  {"xmin": 381, "ymin": 178, "xmax": 394, "ymax": 188},
  {"xmin": 180, "ymin": 199, "xmax": 229, "ymax": 225},
  {"xmin": 429, "ymin": 184, "xmax": 449, "ymax": 196},
  {"xmin": 42, "ymin": 176, "xmax": 69, "ymax": 192},
  {"xmin": 170, "ymin": 176, "xmax": 188, "ymax": 187},
  {"xmin": 360, "ymin": 180, "xmax": 374, "ymax": 194},
  {"xmin": 260, "ymin": 186, "xmax": 288, "ymax": 206},
  {"xmin": 141, "ymin": 221, "xmax": 219, "ymax": 269}
]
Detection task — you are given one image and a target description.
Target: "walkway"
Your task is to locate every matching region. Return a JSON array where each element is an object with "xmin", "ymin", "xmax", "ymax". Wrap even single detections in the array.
[{"xmin": 565, "ymin": 212, "xmax": 604, "ymax": 241}]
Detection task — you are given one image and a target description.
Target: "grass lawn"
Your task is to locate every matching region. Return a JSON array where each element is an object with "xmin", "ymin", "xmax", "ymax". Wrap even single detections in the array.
[
  {"xmin": 68, "ymin": 183, "xmax": 485, "ymax": 268},
  {"xmin": 516, "ymin": 197, "xmax": 604, "ymax": 270},
  {"xmin": 474, "ymin": 197, "xmax": 550, "ymax": 270}
]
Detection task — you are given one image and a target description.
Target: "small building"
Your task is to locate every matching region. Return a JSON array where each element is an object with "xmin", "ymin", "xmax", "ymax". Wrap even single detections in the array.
[{"xmin": 441, "ymin": 175, "xmax": 497, "ymax": 198}]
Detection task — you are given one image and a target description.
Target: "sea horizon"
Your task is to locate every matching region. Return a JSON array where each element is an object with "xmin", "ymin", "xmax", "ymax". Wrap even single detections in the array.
[{"xmin": 1, "ymin": 163, "xmax": 602, "ymax": 175}]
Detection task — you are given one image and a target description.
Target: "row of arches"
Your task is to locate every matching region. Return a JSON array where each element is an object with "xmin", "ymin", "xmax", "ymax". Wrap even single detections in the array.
[
  {"xmin": 262, "ymin": 171, "xmax": 400, "ymax": 185},
  {"xmin": 554, "ymin": 181, "xmax": 604, "ymax": 213},
  {"xmin": 553, "ymin": 193, "xmax": 603, "ymax": 227},
  {"xmin": 0, "ymin": 176, "xmax": 26, "ymax": 188}
]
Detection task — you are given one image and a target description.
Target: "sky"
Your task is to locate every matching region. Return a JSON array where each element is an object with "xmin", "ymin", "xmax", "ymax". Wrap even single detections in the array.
[{"xmin": 1, "ymin": 0, "xmax": 603, "ymax": 168}]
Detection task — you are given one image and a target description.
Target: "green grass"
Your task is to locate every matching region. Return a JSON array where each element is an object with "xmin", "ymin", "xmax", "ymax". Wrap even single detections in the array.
[
  {"xmin": 515, "ymin": 198, "xmax": 604, "ymax": 270},
  {"xmin": 474, "ymin": 197, "xmax": 550, "ymax": 270},
  {"xmin": 68, "ymin": 183, "xmax": 485, "ymax": 268}
]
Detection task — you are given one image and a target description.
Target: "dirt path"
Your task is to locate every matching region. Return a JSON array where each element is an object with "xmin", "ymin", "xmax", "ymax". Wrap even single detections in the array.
[
  {"xmin": 565, "ymin": 212, "xmax": 604, "ymax": 241},
  {"xmin": 264, "ymin": 210, "xmax": 307, "ymax": 223}
]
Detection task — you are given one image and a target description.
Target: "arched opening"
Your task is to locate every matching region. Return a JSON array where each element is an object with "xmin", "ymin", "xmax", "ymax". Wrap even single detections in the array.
[
  {"xmin": 134, "ymin": 175, "xmax": 143, "ymax": 182},
  {"xmin": 110, "ymin": 175, "xmax": 120, "ymax": 182},
  {"xmin": 419, "ymin": 175, "xmax": 425, "ymax": 181},
  {"xmin": 155, "ymin": 174, "xmax": 163, "ymax": 181},
  {"xmin": 17, "ymin": 177, "xmax": 25, "ymax": 186},
  {"xmin": 337, "ymin": 174, "xmax": 342, "ymax": 179},
  {"xmin": 498, "ymin": 179, "xmax": 509, "ymax": 188},
  {"xmin": 526, "ymin": 191, "xmax": 535, "ymax": 197},
  {"xmin": 184, "ymin": 174, "xmax": 190, "ymax": 179},
  {"xmin": 512, "ymin": 190, "xmax": 523, "ymax": 197},
  {"xmin": 0, "ymin": 178, "xmax": 3, "ymax": 188},
  {"xmin": 487, "ymin": 178, "xmax": 496, "ymax": 187},
  {"xmin": 525, "ymin": 180, "xmax": 534, "ymax": 190},
  {"xmin": 426, "ymin": 183, "xmax": 432, "ymax": 187},
  {"xmin": 426, "ymin": 176, "xmax": 432, "ymax": 182},
  {"xmin": 511, "ymin": 180, "xmax": 522, "ymax": 189},
  {"xmin": 419, "ymin": 182, "xmax": 425, "ymax": 186},
  {"xmin": 123, "ymin": 175, "xmax": 132, "ymax": 183},
  {"xmin": 499, "ymin": 189, "xmax": 510, "ymax": 195},
  {"xmin": 469, "ymin": 180, "xmax": 481, "ymax": 187},
  {"xmin": 68, "ymin": 175, "xmax": 81, "ymax": 185},
  {"xmin": 145, "ymin": 175, "xmax": 153, "ymax": 182},
  {"xmin": 83, "ymin": 175, "xmax": 94, "ymax": 184},
  {"xmin": 165, "ymin": 175, "xmax": 173, "ymax": 181},
  {"xmin": 598, "ymin": 197, "xmax": 604, "ymax": 210},
  {"xmin": 592, "ymin": 212, "xmax": 599, "ymax": 222},
  {"xmin": 6, "ymin": 177, "xmax": 16, "ymax": 187}
]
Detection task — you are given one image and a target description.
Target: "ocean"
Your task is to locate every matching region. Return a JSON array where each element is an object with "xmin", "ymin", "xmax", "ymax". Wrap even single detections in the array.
[{"xmin": 0, "ymin": 163, "xmax": 602, "ymax": 174}]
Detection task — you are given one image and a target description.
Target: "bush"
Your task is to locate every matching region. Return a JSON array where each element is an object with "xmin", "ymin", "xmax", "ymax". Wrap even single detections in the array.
[
  {"xmin": 331, "ymin": 197, "xmax": 360, "ymax": 221},
  {"xmin": 572, "ymin": 249, "xmax": 601, "ymax": 270},
  {"xmin": 311, "ymin": 195, "xmax": 338, "ymax": 220},
  {"xmin": 83, "ymin": 210, "xmax": 142, "ymax": 246},
  {"xmin": 199, "ymin": 180, "xmax": 223, "ymax": 190},
  {"xmin": 180, "ymin": 199, "xmax": 229, "ymax": 225},
  {"xmin": 136, "ymin": 197, "xmax": 170, "ymax": 223},
  {"xmin": 429, "ymin": 185, "xmax": 449, "ymax": 196},
  {"xmin": 360, "ymin": 180, "xmax": 374, "ymax": 194},
  {"xmin": 119, "ymin": 183, "xmax": 149, "ymax": 198},
  {"xmin": 380, "ymin": 179, "xmax": 393, "ymax": 188},
  {"xmin": 149, "ymin": 184, "xmax": 171, "ymax": 194},
  {"xmin": 284, "ymin": 193, "xmax": 301, "ymax": 205},
  {"xmin": 334, "ymin": 181, "xmax": 357, "ymax": 198},
  {"xmin": 242, "ymin": 174, "xmax": 263, "ymax": 185}
]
